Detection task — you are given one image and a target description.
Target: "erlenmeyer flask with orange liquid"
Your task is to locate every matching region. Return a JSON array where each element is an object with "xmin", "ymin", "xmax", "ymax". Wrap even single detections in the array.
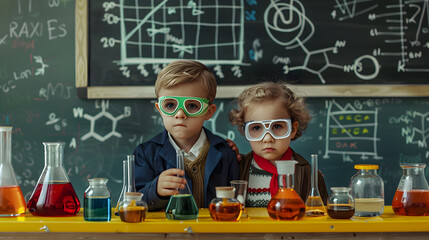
[
  {"xmin": 267, "ymin": 160, "xmax": 305, "ymax": 221},
  {"xmin": 0, "ymin": 126, "xmax": 26, "ymax": 217},
  {"xmin": 27, "ymin": 142, "xmax": 80, "ymax": 216},
  {"xmin": 392, "ymin": 163, "xmax": 429, "ymax": 216}
]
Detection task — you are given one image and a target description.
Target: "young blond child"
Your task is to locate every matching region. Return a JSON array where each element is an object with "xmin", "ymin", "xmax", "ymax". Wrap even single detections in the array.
[
  {"xmin": 229, "ymin": 82, "xmax": 328, "ymax": 207},
  {"xmin": 133, "ymin": 60, "xmax": 239, "ymax": 211}
]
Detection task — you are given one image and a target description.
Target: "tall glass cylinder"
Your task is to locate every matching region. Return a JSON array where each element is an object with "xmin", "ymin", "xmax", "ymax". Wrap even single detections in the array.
[
  {"xmin": 27, "ymin": 142, "xmax": 80, "ymax": 216},
  {"xmin": 305, "ymin": 154, "xmax": 326, "ymax": 216},
  {"xmin": 0, "ymin": 126, "xmax": 26, "ymax": 217}
]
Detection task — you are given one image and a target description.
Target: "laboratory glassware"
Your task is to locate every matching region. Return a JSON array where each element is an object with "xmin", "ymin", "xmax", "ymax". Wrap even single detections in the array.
[
  {"xmin": 267, "ymin": 160, "xmax": 305, "ymax": 221},
  {"xmin": 27, "ymin": 142, "xmax": 80, "ymax": 216},
  {"xmin": 115, "ymin": 155, "xmax": 136, "ymax": 216},
  {"xmin": 165, "ymin": 150, "xmax": 199, "ymax": 220},
  {"xmin": 392, "ymin": 163, "xmax": 429, "ymax": 216},
  {"xmin": 118, "ymin": 192, "xmax": 147, "ymax": 223},
  {"xmin": 327, "ymin": 187, "xmax": 355, "ymax": 219},
  {"xmin": 84, "ymin": 178, "xmax": 111, "ymax": 221},
  {"xmin": 305, "ymin": 154, "xmax": 326, "ymax": 217},
  {"xmin": 209, "ymin": 186, "xmax": 242, "ymax": 221},
  {"xmin": 350, "ymin": 164, "xmax": 384, "ymax": 217},
  {"xmin": 0, "ymin": 126, "xmax": 26, "ymax": 217},
  {"xmin": 230, "ymin": 180, "xmax": 248, "ymax": 217}
]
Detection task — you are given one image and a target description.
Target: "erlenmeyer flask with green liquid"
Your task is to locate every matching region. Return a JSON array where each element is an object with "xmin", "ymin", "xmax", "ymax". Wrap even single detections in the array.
[{"xmin": 165, "ymin": 150, "xmax": 199, "ymax": 220}]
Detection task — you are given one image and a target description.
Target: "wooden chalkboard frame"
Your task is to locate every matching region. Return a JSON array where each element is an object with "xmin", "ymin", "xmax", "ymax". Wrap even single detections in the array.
[{"xmin": 75, "ymin": 0, "xmax": 429, "ymax": 99}]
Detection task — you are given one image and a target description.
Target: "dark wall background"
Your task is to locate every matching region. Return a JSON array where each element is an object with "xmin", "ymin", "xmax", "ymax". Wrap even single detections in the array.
[{"xmin": 1, "ymin": 0, "xmax": 429, "ymax": 206}]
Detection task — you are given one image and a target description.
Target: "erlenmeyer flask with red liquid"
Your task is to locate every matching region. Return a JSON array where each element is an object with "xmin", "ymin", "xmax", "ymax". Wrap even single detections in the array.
[
  {"xmin": 392, "ymin": 163, "xmax": 429, "ymax": 216},
  {"xmin": 267, "ymin": 160, "xmax": 305, "ymax": 221},
  {"xmin": 27, "ymin": 142, "xmax": 80, "ymax": 216},
  {"xmin": 0, "ymin": 126, "xmax": 26, "ymax": 217}
]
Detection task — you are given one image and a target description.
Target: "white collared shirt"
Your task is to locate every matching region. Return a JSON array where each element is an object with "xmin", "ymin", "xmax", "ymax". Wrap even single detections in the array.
[{"xmin": 168, "ymin": 130, "xmax": 207, "ymax": 161}]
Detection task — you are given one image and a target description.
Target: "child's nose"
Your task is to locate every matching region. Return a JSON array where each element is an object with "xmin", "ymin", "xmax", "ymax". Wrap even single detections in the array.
[
  {"xmin": 174, "ymin": 108, "xmax": 188, "ymax": 119},
  {"xmin": 262, "ymin": 132, "xmax": 275, "ymax": 142}
]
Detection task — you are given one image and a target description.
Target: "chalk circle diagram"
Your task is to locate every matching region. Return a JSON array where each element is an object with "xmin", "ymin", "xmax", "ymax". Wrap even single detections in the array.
[
  {"xmin": 264, "ymin": 0, "xmax": 315, "ymax": 49},
  {"xmin": 353, "ymin": 55, "xmax": 380, "ymax": 80}
]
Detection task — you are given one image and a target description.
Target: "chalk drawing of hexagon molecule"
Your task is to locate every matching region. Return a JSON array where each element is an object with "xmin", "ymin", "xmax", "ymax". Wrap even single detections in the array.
[{"xmin": 73, "ymin": 100, "xmax": 131, "ymax": 142}]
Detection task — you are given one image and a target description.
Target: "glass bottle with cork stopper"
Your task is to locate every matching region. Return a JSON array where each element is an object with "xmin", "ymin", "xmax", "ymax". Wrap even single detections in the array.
[
  {"xmin": 209, "ymin": 186, "xmax": 242, "ymax": 221},
  {"xmin": 118, "ymin": 192, "xmax": 148, "ymax": 223},
  {"xmin": 267, "ymin": 160, "xmax": 305, "ymax": 220}
]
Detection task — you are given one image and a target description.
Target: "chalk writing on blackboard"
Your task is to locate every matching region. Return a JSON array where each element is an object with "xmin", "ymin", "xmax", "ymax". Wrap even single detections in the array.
[
  {"xmin": 323, "ymin": 100, "xmax": 381, "ymax": 162},
  {"xmin": 389, "ymin": 111, "xmax": 429, "ymax": 149},
  {"xmin": 73, "ymin": 100, "xmax": 132, "ymax": 142}
]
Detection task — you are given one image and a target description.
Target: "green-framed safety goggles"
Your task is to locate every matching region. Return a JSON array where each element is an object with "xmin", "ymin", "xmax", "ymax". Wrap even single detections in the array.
[{"xmin": 158, "ymin": 96, "xmax": 210, "ymax": 117}]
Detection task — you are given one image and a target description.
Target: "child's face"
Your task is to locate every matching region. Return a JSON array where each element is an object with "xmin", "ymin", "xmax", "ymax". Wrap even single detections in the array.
[
  {"xmin": 244, "ymin": 97, "xmax": 298, "ymax": 161},
  {"xmin": 155, "ymin": 81, "xmax": 216, "ymax": 144}
]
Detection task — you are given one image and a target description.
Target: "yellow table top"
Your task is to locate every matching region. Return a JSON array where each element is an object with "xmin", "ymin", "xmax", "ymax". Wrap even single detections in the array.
[{"xmin": 1, "ymin": 207, "xmax": 429, "ymax": 233}]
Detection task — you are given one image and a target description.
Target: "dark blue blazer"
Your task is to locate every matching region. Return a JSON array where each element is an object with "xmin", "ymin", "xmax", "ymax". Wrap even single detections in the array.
[{"xmin": 133, "ymin": 127, "xmax": 240, "ymax": 211}]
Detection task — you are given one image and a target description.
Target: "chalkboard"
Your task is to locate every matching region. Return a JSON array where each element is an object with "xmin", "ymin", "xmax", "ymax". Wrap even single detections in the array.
[
  {"xmin": 77, "ymin": 0, "xmax": 429, "ymax": 98},
  {"xmin": 1, "ymin": 0, "xmax": 429, "ymax": 207}
]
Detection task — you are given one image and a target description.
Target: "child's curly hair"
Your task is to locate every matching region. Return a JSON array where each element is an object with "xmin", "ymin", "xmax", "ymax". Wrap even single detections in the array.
[{"xmin": 229, "ymin": 82, "xmax": 310, "ymax": 140}]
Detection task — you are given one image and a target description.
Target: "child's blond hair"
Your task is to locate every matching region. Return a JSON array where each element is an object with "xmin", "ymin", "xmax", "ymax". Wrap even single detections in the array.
[
  {"xmin": 155, "ymin": 60, "xmax": 217, "ymax": 104},
  {"xmin": 229, "ymin": 82, "xmax": 310, "ymax": 140}
]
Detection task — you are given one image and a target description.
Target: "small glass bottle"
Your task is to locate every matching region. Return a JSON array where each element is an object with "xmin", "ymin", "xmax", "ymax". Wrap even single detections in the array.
[
  {"xmin": 392, "ymin": 163, "xmax": 429, "ymax": 216},
  {"xmin": 118, "ymin": 192, "xmax": 148, "ymax": 223},
  {"xmin": 350, "ymin": 164, "xmax": 384, "ymax": 217},
  {"xmin": 115, "ymin": 155, "xmax": 136, "ymax": 216},
  {"xmin": 165, "ymin": 150, "xmax": 199, "ymax": 220},
  {"xmin": 305, "ymin": 154, "xmax": 326, "ymax": 217},
  {"xmin": 327, "ymin": 187, "xmax": 355, "ymax": 219},
  {"xmin": 0, "ymin": 126, "xmax": 26, "ymax": 217},
  {"xmin": 209, "ymin": 187, "xmax": 242, "ymax": 221},
  {"xmin": 27, "ymin": 142, "xmax": 80, "ymax": 216},
  {"xmin": 84, "ymin": 178, "xmax": 111, "ymax": 222},
  {"xmin": 267, "ymin": 160, "xmax": 305, "ymax": 221}
]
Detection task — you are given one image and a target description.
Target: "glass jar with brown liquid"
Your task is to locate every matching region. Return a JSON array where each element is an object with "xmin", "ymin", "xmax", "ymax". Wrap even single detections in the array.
[
  {"xmin": 118, "ymin": 192, "xmax": 147, "ymax": 223},
  {"xmin": 209, "ymin": 186, "xmax": 242, "ymax": 221},
  {"xmin": 327, "ymin": 187, "xmax": 355, "ymax": 219},
  {"xmin": 267, "ymin": 160, "xmax": 305, "ymax": 221},
  {"xmin": 392, "ymin": 163, "xmax": 429, "ymax": 216}
]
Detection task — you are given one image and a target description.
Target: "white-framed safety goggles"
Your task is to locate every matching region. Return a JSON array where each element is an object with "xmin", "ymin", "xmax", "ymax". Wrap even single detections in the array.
[{"xmin": 243, "ymin": 119, "xmax": 292, "ymax": 141}]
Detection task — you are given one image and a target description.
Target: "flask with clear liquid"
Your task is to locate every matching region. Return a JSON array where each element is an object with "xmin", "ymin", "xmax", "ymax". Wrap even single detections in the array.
[
  {"xmin": 392, "ymin": 163, "xmax": 429, "ymax": 216},
  {"xmin": 27, "ymin": 142, "xmax": 80, "ymax": 216},
  {"xmin": 305, "ymin": 154, "xmax": 326, "ymax": 217},
  {"xmin": 267, "ymin": 160, "xmax": 305, "ymax": 221},
  {"xmin": 165, "ymin": 150, "xmax": 199, "ymax": 220},
  {"xmin": 114, "ymin": 155, "xmax": 136, "ymax": 216},
  {"xmin": 0, "ymin": 126, "xmax": 26, "ymax": 217}
]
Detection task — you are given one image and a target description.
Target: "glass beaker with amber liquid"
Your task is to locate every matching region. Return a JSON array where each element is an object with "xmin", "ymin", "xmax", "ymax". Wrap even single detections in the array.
[
  {"xmin": 267, "ymin": 160, "xmax": 305, "ymax": 221},
  {"xmin": 392, "ymin": 163, "xmax": 429, "ymax": 216},
  {"xmin": 209, "ymin": 187, "xmax": 242, "ymax": 221},
  {"xmin": 165, "ymin": 150, "xmax": 199, "ymax": 220},
  {"xmin": 0, "ymin": 126, "xmax": 26, "ymax": 217},
  {"xmin": 27, "ymin": 142, "xmax": 80, "ymax": 216}
]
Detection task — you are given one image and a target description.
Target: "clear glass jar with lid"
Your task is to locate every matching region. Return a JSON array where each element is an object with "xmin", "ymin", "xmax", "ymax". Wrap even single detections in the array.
[
  {"xmin": 84, "ymin": 178, "xmax": 111, "ymax": 221},
  {"xmin": 350, "ymin": 164, "xmax": 384, "ymax": 217},
  {"xmin": 327, "ymin": 187, "xmax": 355, "ymax": 219}
]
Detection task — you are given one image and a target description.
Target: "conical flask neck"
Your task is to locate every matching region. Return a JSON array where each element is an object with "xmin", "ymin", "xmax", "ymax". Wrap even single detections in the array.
[
  {"xmin": 278, "ymin": 174, "xmax": 294, "ymax": 189},
  {"xmin": 0, "ymin": 127, "xmax": 12, "ymax": 164},
  {"xmin": 44, "ymin": 142, "xmax": 64, "ymax": 167}
]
